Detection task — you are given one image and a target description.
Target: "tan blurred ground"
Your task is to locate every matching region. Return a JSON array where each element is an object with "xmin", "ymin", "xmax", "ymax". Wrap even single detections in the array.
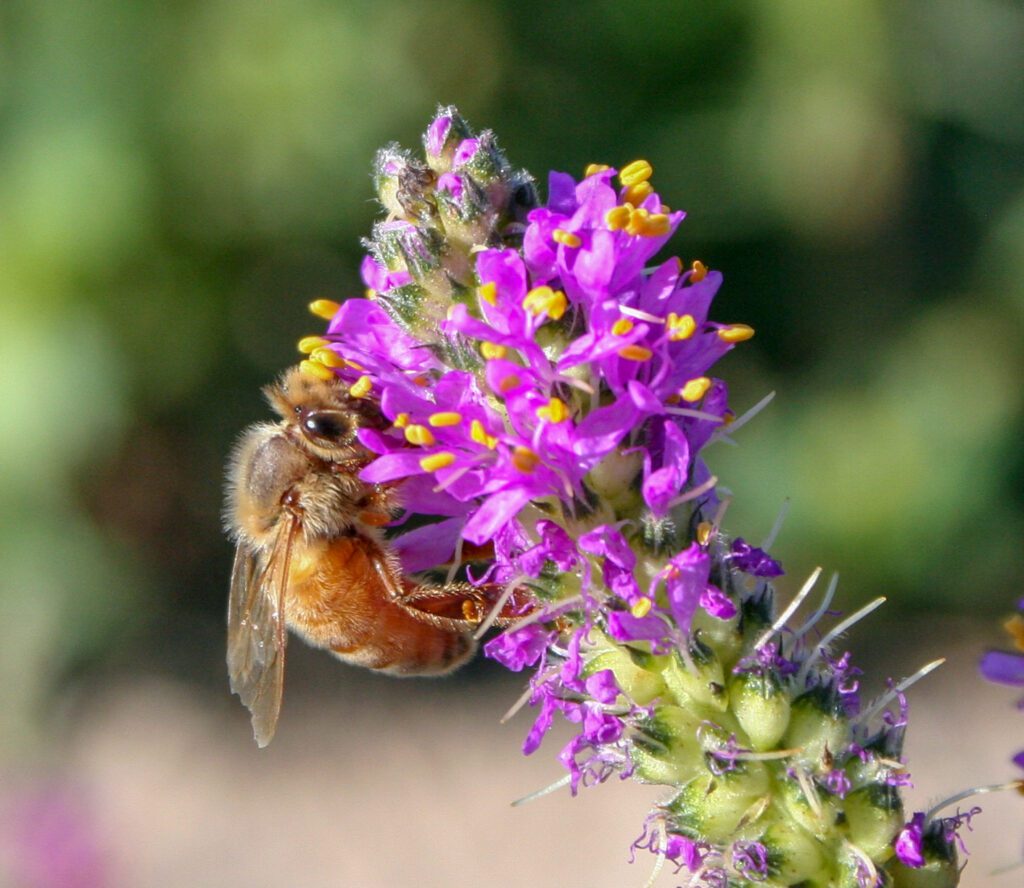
[{"xmin": 9, "ymin": 618, "xmax": 1023, "ymax": 888}]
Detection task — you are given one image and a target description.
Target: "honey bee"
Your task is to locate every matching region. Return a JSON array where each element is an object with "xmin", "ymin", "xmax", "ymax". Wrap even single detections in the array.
[{"xmin": 226, "ymin": 366, "xmax": 524, "ymax": 746}]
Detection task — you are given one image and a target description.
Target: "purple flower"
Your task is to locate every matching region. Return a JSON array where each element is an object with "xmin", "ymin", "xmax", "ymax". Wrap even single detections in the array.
[
  {"xmin": 897, "ymin": 815, "xmax": 929, "ymax": 872},
  {"xmin": 729, "ymin": 538, "xmax": 784, "ymax": 577},
  {"xmin": 483, "ymin": 624, "xmax": 554, "ymax": 672}
]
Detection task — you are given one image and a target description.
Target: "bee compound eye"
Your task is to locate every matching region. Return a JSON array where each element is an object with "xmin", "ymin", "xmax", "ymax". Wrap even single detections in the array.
[{"xmin": 301, "ymin": 410, "xmax": 355, "ymax": 445}]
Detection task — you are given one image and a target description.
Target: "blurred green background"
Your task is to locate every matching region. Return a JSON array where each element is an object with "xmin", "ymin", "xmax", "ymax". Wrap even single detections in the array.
[{"xmin": 1, "ymin": 1, "xmax": 1022, "ymax": 884}]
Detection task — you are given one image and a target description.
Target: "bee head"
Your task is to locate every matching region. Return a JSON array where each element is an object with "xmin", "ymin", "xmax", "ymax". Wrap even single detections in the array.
[{"xmin": 264, "ymin": 365, "xmax": 385, "ymax": 460}]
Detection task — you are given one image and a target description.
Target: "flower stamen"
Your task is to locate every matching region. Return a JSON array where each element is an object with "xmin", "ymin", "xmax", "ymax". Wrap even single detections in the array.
[
  {"xmin": 618, "ymin": 344, "xmax": 653, "ymax": 362},
  {"xmin": 718, "ymin": 324, "xmax": 755, "ymax": 343},
  {"xmin": 404, "ymin": 424, "xmax": 436, "ymax": 446},
  {"xmin": 297, "ymin": 335, "xmax": 330, "ymax": 353},
  {"xmin": 308, "ymin": 299, "xmax": 341, "ymax": 320},
  {"xmin": 419, "ymin": 452, "xmax": 456, "ymax": 472},
  {"xmin": 553, "ymin": 229, "xmax": 582, "ymax": 248},
  {"xmin": 512, "ymin": 446, "xmax": 540, "ymax": 473},
  {"xmin": 349, "ymin": 375, "xmax": 373, "ymax": 398},
  {"xmin": 428, "ymin": 411, "xmax": 463, "ymax": 427},
  {"xmin": 299, "ymin": 359, "xmax": 334, "ymax": 381},
  {"xmin": 523, "ymin": 286, "xmax": 568, "ymax": 321}
]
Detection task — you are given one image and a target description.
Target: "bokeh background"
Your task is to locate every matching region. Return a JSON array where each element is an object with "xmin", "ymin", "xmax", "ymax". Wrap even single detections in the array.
[{"xmin": 2, "ymin": 1, "xmax": 1022, "ymax": 885}]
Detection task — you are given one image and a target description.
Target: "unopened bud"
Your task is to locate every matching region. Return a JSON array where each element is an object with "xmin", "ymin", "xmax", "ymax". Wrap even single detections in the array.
[
  {"xmin": 844, "ymin": 783, "xmax": 904, "ymax": 860},
  {"xmin": 423, "ymin": 106, "xmax": 473, "ymax": 172},
  {"xmin": 631, "ymin": 704, "xmax": 704, "ymax": 784},
  {"xmin": 783, "ymin": 688, "xmax": 850, "ymax": 768},
  {"xmin": 666, "ymin": 763, "xmax": 770, "ymax": 844},
  {"xmin": 761, "ymin": 820, "xmax": 828, "ymax": 885},
  {"xmin": 730, "ymin": 669, "xmax": 791, "ymax": 751},
  {"xmin": 664, "ymin": 640, "xmax": 727, "ymax": 711},
  {"xmin": 584, "ymin": 646, "xmax": 666, "ymax": 706}
]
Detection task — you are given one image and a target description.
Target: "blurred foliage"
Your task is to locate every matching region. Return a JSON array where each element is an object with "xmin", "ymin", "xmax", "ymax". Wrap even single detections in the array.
[{"xmin": 1, "ymin": 0, "xmax": 1022, "ymax": 752}]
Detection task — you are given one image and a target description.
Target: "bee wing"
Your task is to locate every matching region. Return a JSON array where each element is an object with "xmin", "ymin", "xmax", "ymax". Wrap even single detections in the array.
[{"xmin": 227, "ymin": 518, "xmax": 296, "ymax": 747}]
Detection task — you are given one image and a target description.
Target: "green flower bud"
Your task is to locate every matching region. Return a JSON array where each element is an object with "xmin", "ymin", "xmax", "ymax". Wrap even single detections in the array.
[
  {"xmin": 631, "ymin": 704, "xmax": 704, "ymax": 784},
  {"xmin": 730, "ymin": 669, "xmax": 791, "ymax": 751},
  {"xmin": 844, "ymin": 782, "xmax": 904, "ymax": 860},
  {"xmin": 584, "ymin": 645, "xmax": 665, "ymax": 705},
  {"xmin": 423, "ymin": 106, "xmax": 473, "ymax": 172},
  {"xmin": 888, "ymin": 859, "xmax": 960, "ymax": 888},
  {"xmin": 777, "ymin": 773, "xmax": 840, "ymax": 841},
  {"xmin": 691, "ymin": 604, "xmax": 744, "ymax": 669},
  {"xmin": 666, "ymin": 762, "xmax": 771, "ymax": 844},
  {"xmin": 782, "ymin": 687, "xmax": 850, "ymax": 769},
  {"xmin": 372, "ymin": 146, "xmax": 435, "ymax": 221},
  {"xmin": 664, "ymin": 638, "xmax": 728, "ymax": 711},
  {"xmin": 761, "ymin": 819, "xmax": 828, "ymax": 884}
]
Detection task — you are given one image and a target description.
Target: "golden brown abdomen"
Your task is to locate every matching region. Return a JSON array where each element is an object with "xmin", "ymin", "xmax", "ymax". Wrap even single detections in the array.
[{"xmin": 284, "ymin": 535, "xmax": 474, "ymax": 675}]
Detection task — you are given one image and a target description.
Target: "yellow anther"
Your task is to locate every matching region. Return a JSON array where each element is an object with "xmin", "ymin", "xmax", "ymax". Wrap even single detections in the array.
[
  {"xmin": 349, "ymin": 375, "xmax": 373, "ymax": 398},
  {"xmin": 365, "ymin": 288, "xmax": 377, "ymax": 300},
  {"xmin": 623, "ymin": 181, "xmax": 653, "ymax": 206},
  {"xmin": 393, "ymin": 413, "xmax": 410, "ymax": 428},
  {"xmin": 584, "ymin": 163, "xmax": 610, "ymax": 178},
  {"xmin": 696, "ymin": 521, "xmax": 715, "ymax": 546},
  {"xmin": 405, "ymin": 424, "xmax": 436, "ymax": 446},
  {"xmin": 480, "ymin": 341, "xmax": 507, "ymax": 360},
  {"xmin": 553, "ymin": 229, "xmax": 582, "ymax": 248},
  {"xmin": 618, "ymin": 344, "xmax": 653, "ymax": 362},
  {"xmin": 642, "ymin": 213, "xmax": 671, "ymax": 237},
  {"xmin": 470, "ymin": 419, "xmax": 498, "ymax": 449},
  {"xmin": 310, "ymin": 347, "xmax": 346, "ymax": 368},
  {"xmin": 666, "ymin": 312, "xmax": 696, "ymax": 342},
  {"xmin": 478, "ymin": 281, "xmax": 498, "ymax": 306},
  {"xmin": 512, "ymin": 446, "xmax": 540, "ymax": 473},
  {"xmin": 630, "ymin": 597, "xmax": 653, "ymax": 618},
  {"xmin": 344, "ymin": 358, "xmax": 365, "ymax": 371},
  {"xmin": 619, "ymin": 160, "xmax": 653, "ymax": 187},
  {"xmin": 690, "ymin": 260, "xmax": 708, "ymax": 283},
  {"xmin": 681, "ymin": 377, "xmax": 712, "ymax": 402},
  {"xmin": 523, "ymin": 286, "xmax": 567, "ymax": 321},
  {"xmin": 605, "ymin": 206, "xmax": 632, "ymax": 231},
  {"xmin": 660, "ymin": 204, "xmax": 671, "ymax": 214},
  {"xmin": 297, "ymin": 335, "xmax": 330, "ymax": 354},
  {"xmin": 498, "ymin": 374, "xmax": 522, "ymax": 393},
  {"xmin": 718, "ymin": 324, "xmax": 755, "ymax": 343},
  {"xmin": 536, "ymin": 397, "xmax": 570, "ymax": 423},
  {"xmin": 611, "ymin": 318, "xmax": 634, "ymax": 336},
  {"xmin": 309, "ymin": 299, "xmax": 341, "ymax": 320},
  {"xmin": 299, "ymin": 359, "xmax": 334, "ymax": 381},
  {"xmin": 626, "ymin": 208, "xmax": 650, "ymax": 237},
  {"xmin": 429, "ymin": 411, "xmax": 462, "ymax": 427},
  {"xmin": 420, "ymin": 452, "xmax": 456, "ymax": 472},
  {"xmin": 1005, "ymin": 613, "xmax": 1024, "ymax": 651}
]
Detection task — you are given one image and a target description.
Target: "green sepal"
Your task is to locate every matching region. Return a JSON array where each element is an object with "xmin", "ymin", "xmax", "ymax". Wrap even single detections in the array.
[
  {"xmin": 730, "ymin": 669, "xmax": 791, "ymax": 752},
  {"xmin": 783, "ymin": 690, "xmax": 850, "ymax": 769},
  {"xmin": 887, "ymin": 858, "xmax": 960, "ymax": 888},
  {"xmin": 664, "ymin": 639, "xmax": 728, "ymax": 711},
  {"xmin": 761, "ymin": 819, "xmax": 829, "ymax": 885},
  {"xmin": 583, "ymin": 644, "xmax": 666, "ymax": 705},
  {"xmin": 665, "ymin": 762, "xmax": 771, "ymax": 844},
  {"xmin": 843, "ymin": 782, "xmax": 904, "ymax": 860},
  {"xmin": 631, "ymin": 704, "xmax": 704, "ymax": 785}
]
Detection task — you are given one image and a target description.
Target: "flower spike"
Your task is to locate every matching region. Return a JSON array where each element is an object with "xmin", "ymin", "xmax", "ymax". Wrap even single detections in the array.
[{"xmin": 300, "ymin": 107, "xmax": 982, "ymax": 887}]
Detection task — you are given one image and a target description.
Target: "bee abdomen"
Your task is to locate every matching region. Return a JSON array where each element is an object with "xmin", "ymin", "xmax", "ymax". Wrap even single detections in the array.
[{"xmin": 330, "ymin": 611, "xmax": 475, "ymax": 676}]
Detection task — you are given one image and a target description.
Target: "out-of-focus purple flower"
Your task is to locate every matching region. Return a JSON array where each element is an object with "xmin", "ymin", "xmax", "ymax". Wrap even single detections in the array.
[{"xmin": 1, "ymin": 785, "xmax": 106, "ymax": 888}]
